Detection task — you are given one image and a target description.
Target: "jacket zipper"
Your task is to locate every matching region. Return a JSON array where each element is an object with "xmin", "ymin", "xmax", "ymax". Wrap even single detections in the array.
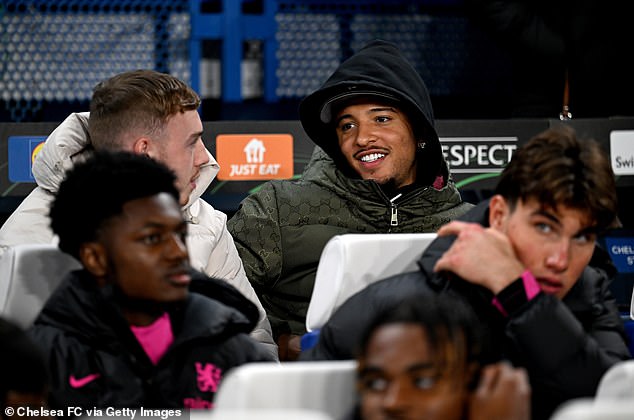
[
  {"xmin": 389, "ymin": 194, "xmax": 402, "ymax": 227},
  {"xmin": 386, "ymin": 187, "xmax": 430, "ymax": 230}
]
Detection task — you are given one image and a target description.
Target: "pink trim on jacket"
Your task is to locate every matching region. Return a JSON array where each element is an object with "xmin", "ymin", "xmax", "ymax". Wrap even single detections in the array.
[{"xmin": 130, "ymin": 312, "xmax": 174, "ymax": 365}]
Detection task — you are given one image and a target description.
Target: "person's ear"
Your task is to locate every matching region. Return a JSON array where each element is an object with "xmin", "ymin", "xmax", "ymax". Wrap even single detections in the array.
[
  {"xmin": 488, "ymin": 194, "xmax": 510, "ymax": 230},
  {"xmin": 132, "ymin": 137, "xmax": 152, "ymax": 157},
  {"xmin": 79, "ymin": 242, "xmax": 109, "ymax": 279},
  {"xmin": 464, "ymin": 361, "xmax": 480, "ymax": 392}
]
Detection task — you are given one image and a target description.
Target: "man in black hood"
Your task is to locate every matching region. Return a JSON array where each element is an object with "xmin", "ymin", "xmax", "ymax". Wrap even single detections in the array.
[
  {"xmin": 299, "ymin": 39, "xmax": 446, "ymax": 189},
  {"xmin": 228, "ymin": 40, "xmax": 472, "ymax": 360}
]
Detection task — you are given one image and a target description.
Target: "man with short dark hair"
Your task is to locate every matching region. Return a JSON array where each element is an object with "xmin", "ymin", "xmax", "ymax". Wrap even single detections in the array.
[
  {"xmin": 30, "ymin": 151, "xmax": 274, "ymax": 411},
  {"xmin": 352, "ymin": 294, "xmax": 530, "ymax": 420}
]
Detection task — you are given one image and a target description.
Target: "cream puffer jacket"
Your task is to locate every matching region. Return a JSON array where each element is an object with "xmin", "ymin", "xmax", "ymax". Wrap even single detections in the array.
[{"xmin": 0, "ymin": 112, "xmax": 278, "ymax": 359}]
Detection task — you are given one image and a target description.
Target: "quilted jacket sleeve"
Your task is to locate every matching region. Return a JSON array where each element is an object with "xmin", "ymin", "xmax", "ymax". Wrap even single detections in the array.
[
  {"xmin": 227, "ymin": 183, "xmax": 285, "ymax": 333},
  {"xmin": 503, "ymin": 275, "xmax": 630, "ymax": 399},
  {"xmin": 187, "ymin": 199, "xmax": 279, "ymax": 361}
]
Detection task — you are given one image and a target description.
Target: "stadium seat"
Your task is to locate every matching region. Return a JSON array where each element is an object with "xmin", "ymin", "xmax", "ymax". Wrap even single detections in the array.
[
  {"xmin": 550, "ymin": 398, "xmax": 634, "ymax": 419},
  {"xmin": 596, "ymin": 360, "xmax": 634, "ymax": 400},
  {"xmin": 547, "ymin": 360, "xmax": 634, "ymax": 419},
  {"xmin": 306, "ymin": 233, "xmax": 437, "ymax": 333},
  {"xmin": 0, "ymin": 243, "xmax": 80, "ymax": 328},
  {"xmin": 214, "ymin": 360, "xmax": 357, "ymax": 419}
]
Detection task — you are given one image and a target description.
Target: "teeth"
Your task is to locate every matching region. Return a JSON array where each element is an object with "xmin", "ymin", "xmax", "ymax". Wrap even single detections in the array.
[{"xmin": 360, "ymin": 153, "xmax": 385, "ymax": 163}]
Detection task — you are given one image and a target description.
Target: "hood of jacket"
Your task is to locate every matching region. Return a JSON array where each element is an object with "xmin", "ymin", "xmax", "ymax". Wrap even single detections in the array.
[
  {"xmin": 34, "ymin": 269, "xmax": 258, "ymax": 345},
  {"xmin": 31, "ymin": 112, "xmax": 219, "ymax": 212},
  {"xmin": 299, "ymin": 39, "xmax": 445, "ymax": 185}
]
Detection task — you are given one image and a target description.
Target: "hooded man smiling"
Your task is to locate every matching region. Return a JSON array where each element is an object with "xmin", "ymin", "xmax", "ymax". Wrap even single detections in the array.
[{"xmin": 227, "ymin": 40, "xmax": 473, "ymax": 360}]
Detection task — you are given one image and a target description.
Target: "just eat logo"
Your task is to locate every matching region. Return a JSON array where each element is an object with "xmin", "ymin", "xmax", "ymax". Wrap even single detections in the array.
[{"xmin": 216, "ymin": 134, "xmax": 294, "ymax": 181}]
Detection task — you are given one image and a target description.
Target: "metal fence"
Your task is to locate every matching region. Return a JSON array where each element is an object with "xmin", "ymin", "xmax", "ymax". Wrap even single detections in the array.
[{"xmin": 0, "ymin": 0, "xmax": 508, "ymax": 121}]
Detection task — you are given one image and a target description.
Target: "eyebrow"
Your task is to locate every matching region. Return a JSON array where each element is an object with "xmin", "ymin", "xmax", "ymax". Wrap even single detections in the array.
[
  {"xmin": 187, "ymin": 130, "xmax": 204, "ymax": 143},
  {"xmin": 533, "ymin": 209, "xmax": 560, "ymax": 225},
  {"xmin": 335, "ymin": 107, "xmax": 398, "ymax": 126},
  {"xmin": 533, "ymin": 209, "xmax": 598, "ymax": 236},
  {"xmin": 139, "ymin": 218, "xmax": 187, "ymax": 230},
  {"xmin": 359, "ymin": 361, "xmax": 436, "ymax": 377}
]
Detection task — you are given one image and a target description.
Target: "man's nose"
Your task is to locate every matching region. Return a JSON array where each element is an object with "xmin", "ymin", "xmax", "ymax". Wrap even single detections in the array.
[
  {"xmin": 545, "ymin": 240, "xmax": 570, "ymax": 272},
  {"xmin": 166, "ymin": 232, "xmax": 188, "ymax": 259},
  {"xmin": 382, "ymin": 380, "xmax": 410, "ymax": 412},
  {"xmin": 355, "ymin": 123, "xmax": 377, "ymax": 147},
  {"xmin": 195, "ymin": 139, "xmax": 210, "ymax": 166}
]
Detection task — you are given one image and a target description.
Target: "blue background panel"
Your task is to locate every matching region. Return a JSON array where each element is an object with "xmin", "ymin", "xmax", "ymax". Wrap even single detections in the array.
[
  {"xmin": 605, "ymin": 237, "xmax": 634, "ymax": 274},
  {"xmin": 8, "ymin": 135, "xmax": 47, "ymax": 183}
]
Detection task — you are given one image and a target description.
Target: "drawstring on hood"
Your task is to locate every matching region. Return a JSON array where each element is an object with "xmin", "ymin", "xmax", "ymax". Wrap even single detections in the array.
[{"xmin": 299, "ymin": 39, "xmax": 447, "ymax": 186}]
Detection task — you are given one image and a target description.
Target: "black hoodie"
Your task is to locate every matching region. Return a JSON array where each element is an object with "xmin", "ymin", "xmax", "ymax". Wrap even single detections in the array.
[
  {"xmin": 302, "ymin": 201, "xmax": 630, "ymax": 420},
  {"xmin": 28, "ymin": 269, "xmax": 274, "ymax": 413},
  {"xmin": 299, "ymin": 39, "xmax": 445, "ymax": 186}
]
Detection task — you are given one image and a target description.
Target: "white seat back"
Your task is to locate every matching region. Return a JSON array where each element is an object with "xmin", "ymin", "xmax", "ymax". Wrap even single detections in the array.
[
  {"xmin": 548, "ymin": 361, "xmax": 634, "ymax": 419},
  {"xmin": 306, "ymin": 233, "xmax": 437, "ymax": 332},
  {"xmin": 214, "ymin": 360, "xmax": 357, "ymax": 420},
  {"xmin": 550, "ymin": 398, "xmax": 634, "ymax": 419},
  {"xmin": 596, "ymin": 360, "xmax": 634, "ymax": 400},
  {"xmin": 0, "ymin": 244, "xmax": 81, "ymax": 328}
]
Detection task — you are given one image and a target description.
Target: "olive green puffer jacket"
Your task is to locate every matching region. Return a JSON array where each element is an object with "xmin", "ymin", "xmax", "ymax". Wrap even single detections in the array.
[{"xmin": 227, "ymin": 147, "xmax": 473, "ymax": 336}]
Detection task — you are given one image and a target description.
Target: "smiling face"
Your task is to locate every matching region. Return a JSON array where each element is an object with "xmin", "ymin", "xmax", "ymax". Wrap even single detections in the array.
[
  {"xmin": 87, "ymin": 193, "xmax": 192, "ymax": 307},
  {"xmin": 335, "ymin": 100, "xmax": 418, "ymax": 189},
  {"xmin": 357, "ymin": 323, "xmax": 469, "ymax": 420},
  {"xmin": 489, "ymin": 196, "xmax": 597, "ymax": 299},
  {"xmin": 149, "ymin": 110, "xmax": 209, "ymax": 206}
]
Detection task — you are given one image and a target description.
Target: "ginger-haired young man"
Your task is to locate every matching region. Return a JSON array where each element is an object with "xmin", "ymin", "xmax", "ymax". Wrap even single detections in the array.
[{"xmin": 0, "ymin": 70, "xmax": 277, "ymax": 358}]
